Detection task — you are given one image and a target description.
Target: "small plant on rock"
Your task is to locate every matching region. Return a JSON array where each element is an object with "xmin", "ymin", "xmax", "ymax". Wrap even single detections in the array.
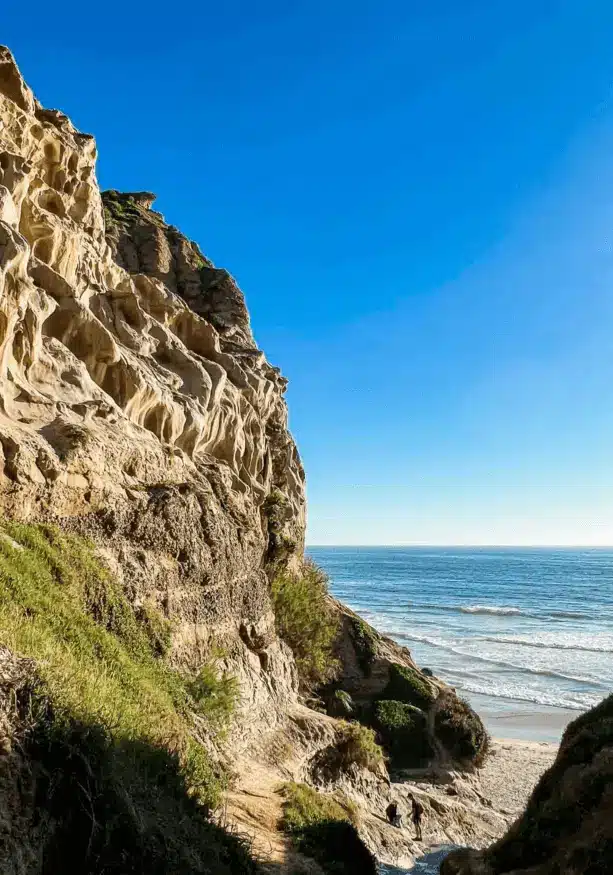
[
  {"xmin": 279, "ymin": 783, "xmax": 376, "ymax": 875},
  {"xmin": 336, "ymin": 721, "xmax": 385, "ymax": 773}
]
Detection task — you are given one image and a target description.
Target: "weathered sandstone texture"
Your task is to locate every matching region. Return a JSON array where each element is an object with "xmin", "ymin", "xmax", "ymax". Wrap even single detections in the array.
[
  {"xmin": 0, "ymin": 44, "xmax": 304, "ymax": 745},
  {"xmin": 0, "ymin": 46, "xmax": 540, "ymax": 875}
]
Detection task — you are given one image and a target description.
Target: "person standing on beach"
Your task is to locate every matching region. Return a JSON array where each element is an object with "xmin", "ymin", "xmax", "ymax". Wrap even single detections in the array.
[{"xmin": 408, "ymin": 793, "xmax": 424, "ymax": 841}]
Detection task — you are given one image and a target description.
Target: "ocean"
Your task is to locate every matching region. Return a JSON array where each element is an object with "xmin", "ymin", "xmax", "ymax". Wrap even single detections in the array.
[{"xmin": 308, "ymin": 547, "xmax": 613, "ymax": 742}]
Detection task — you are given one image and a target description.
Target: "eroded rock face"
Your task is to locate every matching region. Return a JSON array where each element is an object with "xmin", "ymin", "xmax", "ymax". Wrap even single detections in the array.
[{"xmin": 0, "ymin": 45, "xmax": 304, "ymax": 743}]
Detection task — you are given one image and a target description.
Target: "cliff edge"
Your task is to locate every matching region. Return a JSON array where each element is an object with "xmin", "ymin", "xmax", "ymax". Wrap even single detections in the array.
[{"xmin": 0, "ymin": 46, "xmax": 526, "ymax": 875}]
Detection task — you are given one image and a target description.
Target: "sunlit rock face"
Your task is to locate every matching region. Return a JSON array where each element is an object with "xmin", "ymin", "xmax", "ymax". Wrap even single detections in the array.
[{"xmin": 0, "ymin": 45, "xmax": 305, "ymax": 744}]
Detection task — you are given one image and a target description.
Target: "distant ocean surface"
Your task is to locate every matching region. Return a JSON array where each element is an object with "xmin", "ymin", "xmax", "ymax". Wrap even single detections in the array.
[{"xmin": 308, "ymin": 547, "xmax": 613, "ymax": 740}]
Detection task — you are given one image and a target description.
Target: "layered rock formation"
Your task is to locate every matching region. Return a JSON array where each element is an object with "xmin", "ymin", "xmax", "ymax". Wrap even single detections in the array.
[
  {"xmin": 0, "ymin": 44, "xmax": 305, "ymax": 745},
  {"xmin": 0, "ymin": 45, "xmax": 570, "ymax": 875}
]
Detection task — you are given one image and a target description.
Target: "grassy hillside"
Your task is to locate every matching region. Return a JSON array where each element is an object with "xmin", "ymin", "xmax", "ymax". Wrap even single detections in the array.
[{"xmin": 0, "ymin": 519, "xmax": 258, "ymax": 874}]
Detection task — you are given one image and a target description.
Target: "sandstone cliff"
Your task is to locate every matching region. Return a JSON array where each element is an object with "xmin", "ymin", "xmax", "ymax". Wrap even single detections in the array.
[
  {"xmin": 0, "ymin": 43, "xmax": 307, "ymax": 750},
  {"xmin": 0, "ymin": 46, "xmax": 512, "ymax": 875}
]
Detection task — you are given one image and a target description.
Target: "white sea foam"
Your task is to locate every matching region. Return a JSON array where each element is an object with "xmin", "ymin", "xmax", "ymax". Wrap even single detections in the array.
[
  {"xmin": 455, "ymin": 678, "xmax": 600, "ymax": 711},
  {"xmin": 477, "ymin": 635, "xmax": 613, "ymax": 655},
  {"xmin": 405, "ymin": 601, "xmax": 594, "ymax": 620},
  {"xmin": 460, "ymin": 605, "xmax": 522, "ymax": 616},
  {"xmin": 395, "ymin": 632, "xmax": 609, "ymax": 688}
]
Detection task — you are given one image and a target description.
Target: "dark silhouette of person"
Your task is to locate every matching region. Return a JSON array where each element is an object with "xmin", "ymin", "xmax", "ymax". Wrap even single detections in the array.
[
  {"xmin": 385, "ymin": 801, "xmax": 402, "ymax": 828},
  {"xmin": 408, "ymin": 793, "xmax": 424, "ymax": 841}
]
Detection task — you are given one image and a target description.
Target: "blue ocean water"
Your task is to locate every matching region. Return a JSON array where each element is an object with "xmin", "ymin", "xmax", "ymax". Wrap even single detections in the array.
[{"xmin": 309, "ymin": 547, "xmax": 613, "ymax": 732}]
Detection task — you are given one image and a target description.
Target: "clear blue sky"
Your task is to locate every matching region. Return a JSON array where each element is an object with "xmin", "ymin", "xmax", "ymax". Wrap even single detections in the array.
[{"xmin": 5, "ymin": 1, "xmax": 613, "ymax": 544}]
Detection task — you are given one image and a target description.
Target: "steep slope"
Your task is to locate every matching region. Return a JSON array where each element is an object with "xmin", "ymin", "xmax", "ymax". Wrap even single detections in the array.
[
  {"xmin": 0, "ymin": 44, "xmax": 305, "ymax": 750},
  {"xmin": 0, "ymin": 45, "xmax": 507, "ymax": 874},
  {"xmin": 441, "ymin": 694, "xmax": 613, "ymax": 875}
]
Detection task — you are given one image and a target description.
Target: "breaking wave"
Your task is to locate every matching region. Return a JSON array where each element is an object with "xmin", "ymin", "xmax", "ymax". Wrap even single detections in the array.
[
  {"xmin": 395, "ymin": 632, "xmax": 608, "ymax": 688},
  {"xmin": 406, "ymin": 601, "xmax": 593, "ymax": 620},
  {"xmin": 477, "ymin": 635, "xmax": 613, "ymax": 655}
]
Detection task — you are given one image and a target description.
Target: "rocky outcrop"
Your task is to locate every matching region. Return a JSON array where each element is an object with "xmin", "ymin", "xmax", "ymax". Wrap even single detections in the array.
[
  {"xmin": 327, "ymin": 602, "xmax": 489, "ymax": 772},
  {"xmin": 0, "ymin": 45, "xmax": 519, "ymax": 875},
  {"xmin": 441, "ymin": 694, "xmax": 613, "ymax": 875},
  {"xmin": 0, "ymin": 45, "xmax": 305, "ymax": 746}
]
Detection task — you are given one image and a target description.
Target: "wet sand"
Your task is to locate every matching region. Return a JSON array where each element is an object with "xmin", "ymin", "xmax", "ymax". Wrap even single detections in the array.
[{"xmin": 466, "ymin": 692, "xmax": 577, "ymax": 744}]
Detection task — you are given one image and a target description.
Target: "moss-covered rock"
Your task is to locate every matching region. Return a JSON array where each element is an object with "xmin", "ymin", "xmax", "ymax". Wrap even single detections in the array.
[
  {"xmin": 280, "ymin": 782, "xmax": 376, "ymax": 875},
  {"xmin": 434, "ymin": 692, "xmax": 489, "ymax": 766},
  {"xmin": 327, "ymin": 689, "xmax": 355, "ymax": 718},
  {"xmin": 373, "ymin": 700, "xmax": 434, "ymax": 768},
  {"xmin": 383, "ymin": 664, "xmax": 436, "ymax": 711},
  {"xmin": 349, "ymin": 617, "xmax": 379, "ymax": 675}
]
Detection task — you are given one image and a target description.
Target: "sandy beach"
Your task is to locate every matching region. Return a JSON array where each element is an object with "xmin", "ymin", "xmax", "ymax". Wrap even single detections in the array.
[
  {"xmin": 479, "ymin": 737, "xmax": 559, "ymax": 815},
  {"xmin": 391, "ymin": 736, "xmax": 561, "ymax": 873}
]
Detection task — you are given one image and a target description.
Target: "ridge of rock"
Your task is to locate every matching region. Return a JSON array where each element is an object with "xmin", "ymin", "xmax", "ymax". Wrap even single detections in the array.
[
  {"xmin": 0, "ymin": 43, "xmax": 306, "ymax": 745},
  {"xmin": 1, "ymin": 43, "xmax": 597, "ymax": 875}
]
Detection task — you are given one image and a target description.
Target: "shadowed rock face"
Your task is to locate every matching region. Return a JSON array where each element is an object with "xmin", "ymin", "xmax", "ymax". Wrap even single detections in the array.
[
  {"xmin": 441, "ymin": 694, "xmax": 613, "ymax": 875},
  {"xmin": 0, "ymin": 45, "xmax": 304, "ymax": 745}
]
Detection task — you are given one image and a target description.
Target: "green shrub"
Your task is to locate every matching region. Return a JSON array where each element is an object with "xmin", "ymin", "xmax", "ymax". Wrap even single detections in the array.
[
  {"xmin": 280, "ymin": 781, "xmax": 354, "ymax": 830},
  {"xmin": 18, "ymin": 693, "xmax": 258, "ymax": 874},
  {"xmin": 280, "ymin": 783, "xmax": 376, "ymax": 875},
  {"xmin": 373, "ymin": 700, "xmax": 434, "ymax": 767},
  {"xmin": 433, "ymin": 693, "xmax": 490, "ymax": 766},
  {"xmin": 0, "ymin": 520, "xmax": 237, "ymax": 808},
  {"xmin": 186, "ymin": 658, "xmax": 240, "ymax": 733},
  {"xmin": 349, "ymin": 617, "xmax": 379, "ymax": 675},
  {"xmin": 336, "ymin": 721, "xmax": 385, "ymax": 773},
  {"xmin": 271, "ymin": 561, "xmax": 340, "ymax": 689},
  {"xmin": 383, "ymin": 663, "xmax": 436, "ymax": 710}
]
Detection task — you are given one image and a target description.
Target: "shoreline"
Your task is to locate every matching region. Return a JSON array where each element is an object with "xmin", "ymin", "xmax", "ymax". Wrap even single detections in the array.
[{"xmin": 464, "ymin": 691, "xmax": 578, "ymax": 744}]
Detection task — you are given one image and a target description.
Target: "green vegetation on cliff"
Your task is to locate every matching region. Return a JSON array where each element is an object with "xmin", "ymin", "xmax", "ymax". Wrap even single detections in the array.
[
  {"xmin": 280, "ymin": 782, "xmax": 376, "ymax": 875},
  {"xmin": 335, "ymin": 721, "xmax": 385, "ymax": 772},
  {"xmin": 0, "ymin": 520, "xmax": 255, "ymax": 873},
  {"xmin": 383, "ymin": 663, "xmax": 436, "ymax": 710},
  {"xmin": 373, "ymin": 700, "xmax": 434, "ymax": 767},
  {"xmin": 434, "ymin": 692, "xmax": 490, "ymax": 766},
  {"xmin": 349, "ymin": 616, "xmax": 379, "ymax": 675},
  {"xmin": 271, "ymin": 560, "xmax": 340, "ymax": 688}
]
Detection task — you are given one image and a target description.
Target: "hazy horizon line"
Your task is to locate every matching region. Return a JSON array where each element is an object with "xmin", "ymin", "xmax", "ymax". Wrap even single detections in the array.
[{"xmin": 306, "ymin": 543, "xmax": 613, "ymax": 549}]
